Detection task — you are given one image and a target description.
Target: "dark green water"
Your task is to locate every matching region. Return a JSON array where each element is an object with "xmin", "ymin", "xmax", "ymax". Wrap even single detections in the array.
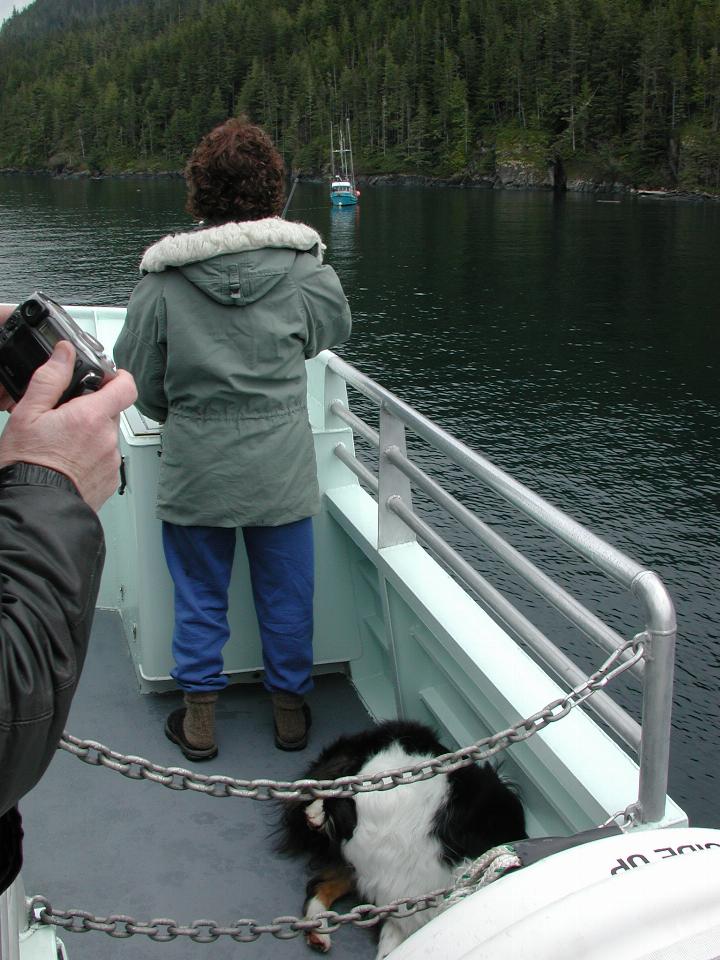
[{"xmin": 1, "ymin": 174, "xmax": 718, "ymax": 827}]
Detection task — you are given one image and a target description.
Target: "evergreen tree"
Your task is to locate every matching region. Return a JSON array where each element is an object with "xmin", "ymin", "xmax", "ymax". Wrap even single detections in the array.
[{"xmin": 0, "ymin": 0, "xmax": 717, "ymax": 190}]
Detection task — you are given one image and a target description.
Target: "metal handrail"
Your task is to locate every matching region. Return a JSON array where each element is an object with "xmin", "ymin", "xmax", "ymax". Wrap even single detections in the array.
[
  {"xmin": 332, "ymin": 438, "xmax": 641, "ymax": 750},
  {"xmin": 331, "ymin": 398, "xmax": 641, "ymax": 677},
  {"xmin": 326, "ymin": 354, "xmax": 652, "ymax": 589},
  {"xmin": 324, "ymin": 352, "xmax": 676, "ymax": 824},
  {"xmin": 334, "ymin": 441, "xmax": 379, "ymax": 493},
  {"xmin": 388, "ymin": 495, "xmax": 642, "ymax": 752},
  {"xmin": 331, "ymin": 399, "xmax": 379, "ymax": 446},
  {"xmin": 386, "ymin": 446, "xmax": 641, "ymax": 670}
]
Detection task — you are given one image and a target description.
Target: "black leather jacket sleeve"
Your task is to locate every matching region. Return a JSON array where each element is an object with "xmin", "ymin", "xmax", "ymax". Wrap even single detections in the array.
[{"xmin": 0, "ymin": 465, "xmax": 105, "ymax": 818}]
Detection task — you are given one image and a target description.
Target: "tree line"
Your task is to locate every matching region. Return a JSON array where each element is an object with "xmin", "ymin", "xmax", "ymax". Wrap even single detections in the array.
[{"xmin": 0, "ymin": 0, "xmax": 718, "ymax": 191}]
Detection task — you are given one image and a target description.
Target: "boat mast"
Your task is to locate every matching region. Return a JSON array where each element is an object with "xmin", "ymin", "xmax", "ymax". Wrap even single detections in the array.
[
  {"xmin": 346, "ymin": 117, "xmax": 355, "ymax": 189},
  {"xmin": 330, "ymin": 122, "xmax": 335, "ymax": 178},
  {"xmin": 338, "ymin": 125, "xmax": 347, "ymax": 180}
]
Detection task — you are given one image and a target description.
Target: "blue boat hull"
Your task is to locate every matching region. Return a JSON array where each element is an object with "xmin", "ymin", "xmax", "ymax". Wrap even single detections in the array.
[{"xmin": 330, "ymin": 192, "xmax": 358, "ymax": 206}]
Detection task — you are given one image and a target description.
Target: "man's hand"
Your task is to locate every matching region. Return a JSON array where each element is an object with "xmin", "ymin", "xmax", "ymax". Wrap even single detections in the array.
[{"xmin": 0, "ymin": 341, "xmax": 137, "ymax": 512}]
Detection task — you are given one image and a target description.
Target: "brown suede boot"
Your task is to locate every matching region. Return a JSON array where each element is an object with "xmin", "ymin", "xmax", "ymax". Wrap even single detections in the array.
[
  {"xmin": 271, "ymin": 692, "xmax": 312, "ymax": 751},
  {"xmin": 165, "ymin": 691, "xmax": 218, "ymax": 761},
  {"xmin": 184, "ymin": 691, "xmax": 218, "ymax": 746}
]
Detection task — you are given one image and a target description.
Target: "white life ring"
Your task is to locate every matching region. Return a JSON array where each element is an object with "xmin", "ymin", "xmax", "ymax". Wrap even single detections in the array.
[{"xmin": 391, "ymin": 827, "xmax": 720, "ymax": 960}]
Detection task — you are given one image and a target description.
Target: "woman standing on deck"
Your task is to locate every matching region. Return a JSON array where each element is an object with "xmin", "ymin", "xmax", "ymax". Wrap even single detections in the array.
[{"xmin": 114, "ymin": 117, "xmax": 351, "ymax": 760}]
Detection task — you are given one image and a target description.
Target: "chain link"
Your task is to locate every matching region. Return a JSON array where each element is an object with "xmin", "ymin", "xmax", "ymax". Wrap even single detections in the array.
[
  {"xmin": 29, "ymin": 892, "xmax": 450, "ymax": 942},
  {"xmin": 35, "ymin": 636, "xmax": 645, "ymax": 942},
  {"xmin": 58, "ymin": 635, "xmax": 644, "ymax": 802},
  {"xmin": 602, "ymin": 802, "xmax": 641, "ymax": 829}
]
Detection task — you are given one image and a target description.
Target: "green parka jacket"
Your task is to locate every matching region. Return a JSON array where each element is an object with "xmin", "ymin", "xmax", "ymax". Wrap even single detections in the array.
[{"xmin": 114, "ymin": 218, "xmax": 352, "ymax": 527}]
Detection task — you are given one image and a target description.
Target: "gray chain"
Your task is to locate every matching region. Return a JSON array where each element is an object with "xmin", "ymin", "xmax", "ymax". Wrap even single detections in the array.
[
  {"xmin": 58, "ymin": 634, "xmax": 645, "ymax": 803},
  {"xmin": 37, "ymin": 636, "xmax": 644, "ymax": 942},
  {"xmin": 603, "ymin": 803, "xmax": 641, "ymax": 828},
  {"xmin": 29, "ymin": 890, "xmax": 448, "ymax": 942}
]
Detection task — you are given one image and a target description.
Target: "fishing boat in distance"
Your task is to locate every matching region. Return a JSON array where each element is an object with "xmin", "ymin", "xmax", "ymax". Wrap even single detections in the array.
[
  {"xmin": 330, "ymin": 119, "xmax": 360, "ymax": 206},
  {"xmin": 1, "ymin": 303, "xmax": 719, "ymax": 960}
]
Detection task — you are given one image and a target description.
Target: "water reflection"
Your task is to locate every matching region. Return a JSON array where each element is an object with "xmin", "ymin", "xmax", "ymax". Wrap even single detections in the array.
[{"xmin": 328, "ymin": 202, "xmax": 359, "ymax": 252}]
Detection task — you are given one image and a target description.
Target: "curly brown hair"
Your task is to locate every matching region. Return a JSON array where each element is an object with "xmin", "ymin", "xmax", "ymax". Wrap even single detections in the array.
[{"xmin": 184, "ymin": 117, "xmax": 285, "ymax": 223}]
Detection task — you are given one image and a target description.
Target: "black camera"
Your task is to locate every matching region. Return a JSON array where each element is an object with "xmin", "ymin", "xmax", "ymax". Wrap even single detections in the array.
[{"xmin": 0, "ymin": 292, "xmax": 116, "ymax": 404}]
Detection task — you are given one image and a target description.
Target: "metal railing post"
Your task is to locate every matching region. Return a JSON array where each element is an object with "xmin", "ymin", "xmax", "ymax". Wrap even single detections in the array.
[
  {"xmin": 378, "ymin": 404, "xmax": 415, "ymax": 548},
  {"xmin": 0, "ymin": 874, "xmax": 27, "ymax": 960},
  {"xmin": 634, "ymin": 571, "xmax": 678, "ymax": 824}
]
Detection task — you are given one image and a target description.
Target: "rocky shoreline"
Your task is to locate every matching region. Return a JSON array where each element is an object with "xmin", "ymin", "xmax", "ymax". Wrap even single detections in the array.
[
  {"xmin": 357, "ymin": 172, "xmax": 718, "ymax": 203},
  {"xmin": 1, "ymin": 165, "xmax": 717, "ymax": 203}
]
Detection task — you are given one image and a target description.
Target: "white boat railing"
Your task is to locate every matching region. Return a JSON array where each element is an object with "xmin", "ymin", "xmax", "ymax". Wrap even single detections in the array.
[{"xmin": 322, "ymin": 352, "xmax": 677, "ymax": 825}]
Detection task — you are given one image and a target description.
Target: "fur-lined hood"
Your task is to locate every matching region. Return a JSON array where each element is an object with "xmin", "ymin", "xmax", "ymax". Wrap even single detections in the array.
[{"xmin": 139, "ymin": 218, "xmax": 325, "ymax": 273}]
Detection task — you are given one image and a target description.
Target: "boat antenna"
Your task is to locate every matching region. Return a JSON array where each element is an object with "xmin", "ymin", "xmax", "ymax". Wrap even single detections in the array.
[{"xmin": 282, "ymin": 174, "xmax": 299, "ymax": 219}]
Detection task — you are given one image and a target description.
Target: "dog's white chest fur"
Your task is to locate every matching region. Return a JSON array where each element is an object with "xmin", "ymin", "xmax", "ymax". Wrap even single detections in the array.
[{"xmin": 342, "ymin": 744, "xmax": 453, "ymax": 904}]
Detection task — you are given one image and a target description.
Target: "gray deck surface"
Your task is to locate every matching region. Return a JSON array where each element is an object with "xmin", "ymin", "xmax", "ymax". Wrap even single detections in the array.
[{"xmin": 20, "ymin": 610, "xmax": 378, "ymax": 960}]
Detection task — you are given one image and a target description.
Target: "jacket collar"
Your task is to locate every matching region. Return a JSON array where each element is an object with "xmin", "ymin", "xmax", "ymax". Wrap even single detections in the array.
[{"xmin": 139, "ymin": 217, "xmax": 325, "ymax": 273}]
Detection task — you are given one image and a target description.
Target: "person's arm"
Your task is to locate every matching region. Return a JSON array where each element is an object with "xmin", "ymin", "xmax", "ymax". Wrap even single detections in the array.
[
  {"xmin": 0, "ymin": 342, "xmax": 137, "ymax": 816},
  {"xmin": 113, "ymin": 276, "xmax": 169, "ymax": 423},
  {"xmin": 0, "ymin": 470, "xmax": 105, "ymax": 813},
  {"xmin": 291, "ymin": 256, "xmax": 352, "ymax": 359}
]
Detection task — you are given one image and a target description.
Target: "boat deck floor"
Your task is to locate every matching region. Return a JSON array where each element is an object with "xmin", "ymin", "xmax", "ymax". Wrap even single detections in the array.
[{"xmin": 20, "ymin": 610, "xmax": 378, "ymax": 960}]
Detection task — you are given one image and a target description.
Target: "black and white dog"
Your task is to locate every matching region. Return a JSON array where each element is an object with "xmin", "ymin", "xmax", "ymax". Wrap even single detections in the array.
[{"xmin": 277, "ymin": 720, "xmax": 527, "ymax": 958}]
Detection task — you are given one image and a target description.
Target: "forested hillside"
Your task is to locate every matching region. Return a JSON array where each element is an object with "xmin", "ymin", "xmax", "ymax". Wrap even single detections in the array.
[{"xmin": 0, "ymin": 0, "xmax": 718, "ymax": 191}]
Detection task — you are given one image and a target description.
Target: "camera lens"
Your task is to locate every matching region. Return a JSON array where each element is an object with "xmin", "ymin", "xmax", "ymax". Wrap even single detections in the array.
[{"xmin": 21, "ymin": 299, "xmax": 44, "ymax": 327}]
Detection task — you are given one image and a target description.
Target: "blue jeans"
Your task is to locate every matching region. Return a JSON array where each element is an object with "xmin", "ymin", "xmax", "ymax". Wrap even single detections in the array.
[{"xmin": 162, "ymin": 519, "xmax": 314, "ymax": 696}]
